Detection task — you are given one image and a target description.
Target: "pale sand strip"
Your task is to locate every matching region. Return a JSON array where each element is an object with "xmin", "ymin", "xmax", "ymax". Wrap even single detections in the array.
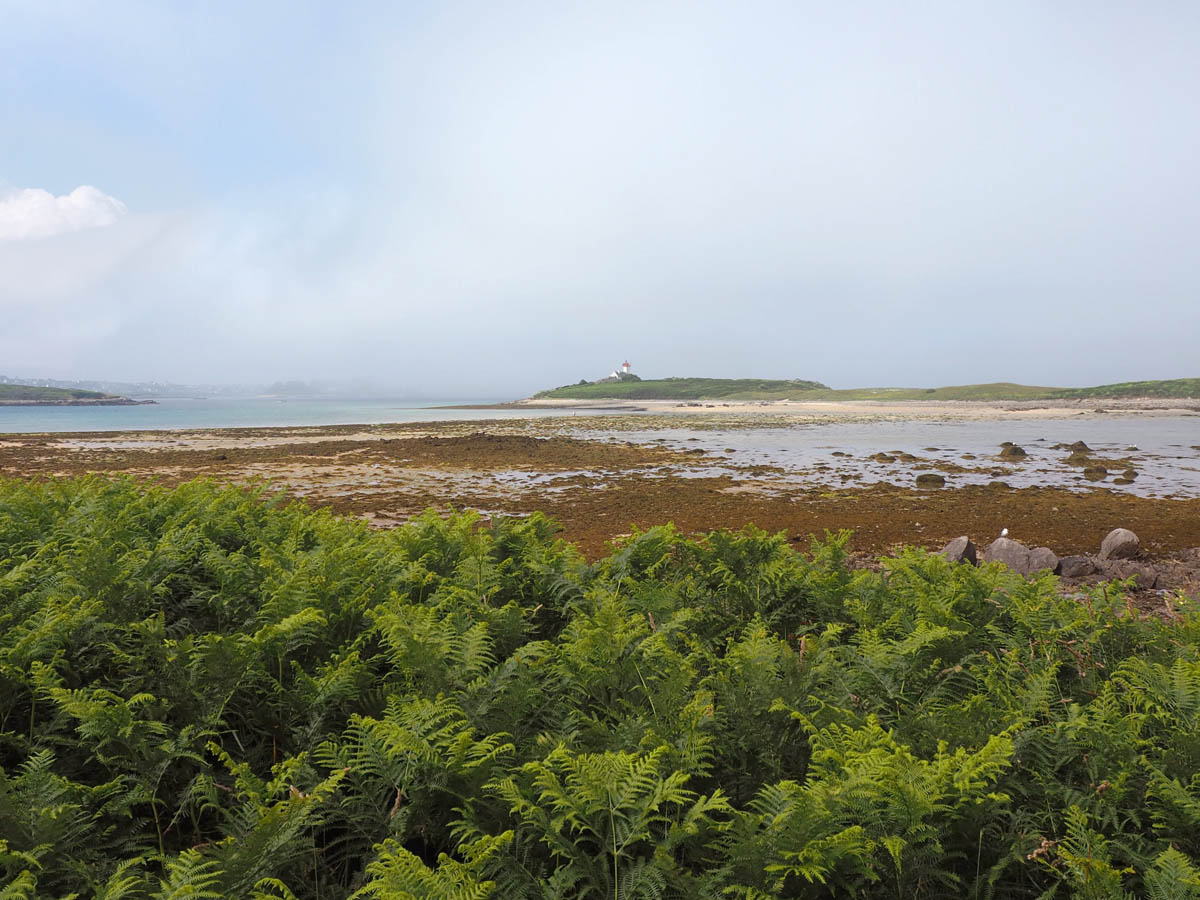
[{"xmin": 516, "ymin": 397, "xmax": 1200, "ymax": 419}]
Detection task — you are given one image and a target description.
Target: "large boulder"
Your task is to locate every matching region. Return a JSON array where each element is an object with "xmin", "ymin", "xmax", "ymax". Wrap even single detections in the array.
[
  {"xmin": 1099, "ymin": 528, "xmax": 1140, "ymax": 560},
  {"xmin": 941, "ymin": 536, "xmax": 977, "ymax": 565},
  {"xmin": 915, "ymin": 473, "xmax": 946, "ymax": 488},
  {"xmin": 1059, "ymin": 555, "xmax": 1098, "ymax": 578},
  {"xmin": 983, "ymin": 537, "xmax": 1033, "ymax": 574},
  {"xmin": 1028, "ymin": 547, "xmax": 1061, "ymax": 574}
]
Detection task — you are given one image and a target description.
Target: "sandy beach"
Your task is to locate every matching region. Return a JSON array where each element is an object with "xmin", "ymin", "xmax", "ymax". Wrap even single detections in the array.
[{"xmin": 513, "ymin": 396, "xmax": 1200, "ymax": 418}]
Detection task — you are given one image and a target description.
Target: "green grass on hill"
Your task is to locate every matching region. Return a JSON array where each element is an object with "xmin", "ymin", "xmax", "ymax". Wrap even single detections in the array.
[
  {"xmin": 0, "ymin": 383, "xmax": 116, "ymax": 402},
  {"xmin": 535, "ymin": 377, "xmax": 830, "ymax": 400},
  {"xmin": 535, "ymin": 376, "xmax": 1200, "ymax": 402},
  {"xmin": 1050, "ymin": 378, "xmax": 1200, "ymax": 400}
]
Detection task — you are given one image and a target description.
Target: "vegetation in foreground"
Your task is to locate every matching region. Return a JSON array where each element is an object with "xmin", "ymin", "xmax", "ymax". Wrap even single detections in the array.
[
  {"xmin": 0, "ymin": 383, "xmax": 128, "ymax": 404},
  {"xmin": 3, "ymin": 477, "xmax": 1200, "ymax": 899},
  {"xmin": 535, "ymin": 376, "xmax": 1200, "ymax": 402}
]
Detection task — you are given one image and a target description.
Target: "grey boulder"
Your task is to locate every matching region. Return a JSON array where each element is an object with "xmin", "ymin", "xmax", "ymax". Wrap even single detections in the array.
[
  {"xmin": 1099, "ymin": 528, "xmax": 1140, "ymax": 560},
  {"xmin": 983, "ymin": 537, "xmax": 1034, "ymax": 574},
  {"xmin": 941, "ymin": 536, "xmax": 977, "ymax": 565},
  {"xmin": 1028, "ymin": 547, "xmax": 1061, "ymax": 574}
]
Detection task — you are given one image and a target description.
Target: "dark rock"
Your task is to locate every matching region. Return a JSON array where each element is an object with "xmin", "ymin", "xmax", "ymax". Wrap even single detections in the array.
[
  {"xmin": 871, "ymin": 452, "xmax": 896, "ymax": 463},
  {"xmin": 943, "ymin": 536, "xmax": 978, "ymax": 565},
  {"xmin": 1064, "ymin": 452, "xmax": 1093, "ymax": 466},
  {"xmin": 1113, "ymin": 477, "xmax": 1135, "ymax": 485},
  {"xmin": 915, "ymin": 473, "xmax": 946, "ymax": 488},
  {"xmin": 1069, "ymin": 441, "xmax": 1091, "ymax": 452},
  {"xmin": 983, "ymin": 537, "xmax": 1034, "ymax": 574},
  {"xmin": 941, "ymin": 536, "xmax": 977, "ymax": 565},
  {"xmin": 1122, "ymin": 468, "xmax": 1138, "ymax": 480},
  {"xmin": 1082, "ymin": 466, "xmax": 1108, "ymax": 481},
  {"xmin": 1059, "ymin": 555, "xmax": 1098, "ymax": 578},
  {"xmin": 1028, "ymin": 547, "xmax": 1060, "ymax": 573},
  {"xmin": 1100, "ymin": 528, "xmax": 1140, "ymax": 560},
  {"xmin": 999, "ymin": 444, "xmax": 1028, "ymax": 459},
  {"xmin": 1099, "ymin": 559, "xmax": 1158, "ymax": 590}
]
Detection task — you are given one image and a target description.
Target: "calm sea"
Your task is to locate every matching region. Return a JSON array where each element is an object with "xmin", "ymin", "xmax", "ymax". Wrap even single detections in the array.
[{"xmin": 0, "ymin": 397, "xmax": 576, "ymax": 433}]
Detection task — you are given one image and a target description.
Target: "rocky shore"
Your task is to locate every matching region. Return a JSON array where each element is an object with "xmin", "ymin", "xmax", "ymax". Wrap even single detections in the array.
[
  {"xmin": 937, "ymin": 527, "xmax": 1200, "ymax": 614},
  {"xmin": 1, "ymin": 410, "xmax": 1198, "ymax": 620}
]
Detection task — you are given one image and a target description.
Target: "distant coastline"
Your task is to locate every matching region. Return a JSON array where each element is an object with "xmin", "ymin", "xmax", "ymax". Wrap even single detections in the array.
[
  {"xmin": 0, "ymin": 397, "xmax": 155, "ymax": 407},
  {"xmin": 0, "ymin": 383, "xmax": 154, "ymax": 406}
]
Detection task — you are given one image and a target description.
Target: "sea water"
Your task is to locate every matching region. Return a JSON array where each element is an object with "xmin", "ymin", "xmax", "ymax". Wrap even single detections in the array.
[
  {"xmin": 0, "ymin": 397, "xmax": 586, "ymax": 433},
  {"xmin": 604, "ymin": 415, "xmax": 1200, "ymax": 498}
]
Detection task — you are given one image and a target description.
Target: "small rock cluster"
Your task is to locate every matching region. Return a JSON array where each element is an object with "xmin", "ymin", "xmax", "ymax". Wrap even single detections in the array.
[{"xmin": 940, "ymin": 527, "xmax": 1154, "ymax": 584}]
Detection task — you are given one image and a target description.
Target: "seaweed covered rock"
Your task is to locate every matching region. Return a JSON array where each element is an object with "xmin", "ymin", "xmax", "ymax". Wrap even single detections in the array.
[{"xmin": 1059, "ymin": 555, "xmax": 1098, "ymax": 578}]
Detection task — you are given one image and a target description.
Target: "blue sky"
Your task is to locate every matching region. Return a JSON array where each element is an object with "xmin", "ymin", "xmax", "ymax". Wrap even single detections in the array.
[{"xmin": 2, "ymin": 1, "xmax": 1199, "ymax": 394}]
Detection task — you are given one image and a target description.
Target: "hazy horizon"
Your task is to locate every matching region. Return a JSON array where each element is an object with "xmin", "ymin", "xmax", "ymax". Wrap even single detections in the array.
[{"xmin": 4, "ymin": 2, "xmax": 1198, "ymax": 396}]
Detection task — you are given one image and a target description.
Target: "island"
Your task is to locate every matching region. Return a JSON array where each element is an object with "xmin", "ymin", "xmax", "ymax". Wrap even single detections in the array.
[
  {"xmin": 0, "ymin": 383, "xmax": 154, "ymax": 406},
  {"xmin": 533, "ymin": 373, "xmax": 1200, "ymax": 402}
]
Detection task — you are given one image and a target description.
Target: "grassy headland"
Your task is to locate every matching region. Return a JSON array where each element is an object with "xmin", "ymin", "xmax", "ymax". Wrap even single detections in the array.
[
  {"xmin": 535, "ymin": 376, "xmax": 1200, "ymax": 402},
  {"xmin": 0, "ymin": 383, "xmax": 144, "ymax": 405},
  {"xmin": 534, "ymin": 377, "xmax": 830, "ymax": 401}
]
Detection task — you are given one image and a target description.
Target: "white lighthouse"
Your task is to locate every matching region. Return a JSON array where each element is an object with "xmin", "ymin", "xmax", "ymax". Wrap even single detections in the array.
[{"xmin": 600, "ymin": 360, "xmax": 635, "ymax": 382}]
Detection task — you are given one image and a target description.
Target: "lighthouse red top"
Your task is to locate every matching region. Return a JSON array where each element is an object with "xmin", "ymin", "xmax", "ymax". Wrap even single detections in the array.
[{"xmin": 622, "ymin": 360, "xmax": 631, "ymax": 369}]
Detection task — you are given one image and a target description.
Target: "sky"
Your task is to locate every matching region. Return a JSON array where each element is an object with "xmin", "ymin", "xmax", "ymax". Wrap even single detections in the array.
[{"xmin": 2, "ymin": 1, "xmax": 1198, "ymax": 397}]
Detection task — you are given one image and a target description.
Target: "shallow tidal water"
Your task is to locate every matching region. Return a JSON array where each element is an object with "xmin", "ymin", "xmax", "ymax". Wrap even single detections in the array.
[
  {"xmin": 0, "ymin": 397, "xmax": 610, "ymax": 433},
  {"xmin": 2, "ymin": 398, "xmax": 1197, "ymax": 499},
  {"xmin": 594, "ymin": 415, "xmax": 1200, "ymax": 498}
]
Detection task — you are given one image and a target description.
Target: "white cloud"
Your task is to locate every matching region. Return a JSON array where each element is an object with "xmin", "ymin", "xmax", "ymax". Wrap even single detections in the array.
[{"xmin": 0, "ymin": 185, "xmax": 128, "ymax": 241}]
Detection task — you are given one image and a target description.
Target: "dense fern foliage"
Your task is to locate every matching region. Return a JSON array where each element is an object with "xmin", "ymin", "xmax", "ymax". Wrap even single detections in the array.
[{"xmin": 3, "ymin": 478, "xmax": 1200, "ymax": 899}]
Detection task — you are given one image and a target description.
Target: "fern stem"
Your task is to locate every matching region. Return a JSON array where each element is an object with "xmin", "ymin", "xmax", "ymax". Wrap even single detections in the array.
[
  {"xmin": 152, "ymin": 799, "xmax": 165, "ymax": 857},
  {"xmin": 611, "ymin": 802, "xmax": 619, "ymax": 900}
]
